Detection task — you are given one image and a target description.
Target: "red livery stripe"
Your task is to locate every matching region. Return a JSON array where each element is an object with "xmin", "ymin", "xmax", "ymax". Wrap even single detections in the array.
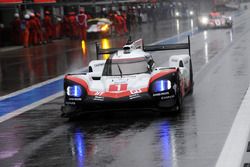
[
  {"xmin": 33, "ymin": 0, "xmax": 55, "ymax": 3},
  {"xmin": 65, "ymin": 75, "xmax": 89, "ymax": 91},
  {"xmin": 149, "ymin": 69, "xmax": 177, "ymax": 84},
  {"xmin": 0, "ymin": 0, "xmax": 22, "ymax": 3}
]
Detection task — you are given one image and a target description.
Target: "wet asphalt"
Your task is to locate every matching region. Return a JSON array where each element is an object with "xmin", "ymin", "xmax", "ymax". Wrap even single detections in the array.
[{"xmin": 1, "ymin": 8, "xmax": 250, "ymax": 167}]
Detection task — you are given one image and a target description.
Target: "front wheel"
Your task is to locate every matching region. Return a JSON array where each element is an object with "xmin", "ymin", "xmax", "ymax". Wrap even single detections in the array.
[
  {"xmin": 61, "ymin": 105, "xmax": 78, "ymax": 118},
  {"xmin": 158, "ymin": 94, "xmax": 183, "ymax": 116},
  {"xmin": 175, "ymin": 92, "xmax": 183, "ymax": 112}
]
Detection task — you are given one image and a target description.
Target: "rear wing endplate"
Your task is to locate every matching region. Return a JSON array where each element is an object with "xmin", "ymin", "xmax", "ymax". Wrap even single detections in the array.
[{"xmin": 95, "ymin": 43, "xmax": 121, "ymax": 60}]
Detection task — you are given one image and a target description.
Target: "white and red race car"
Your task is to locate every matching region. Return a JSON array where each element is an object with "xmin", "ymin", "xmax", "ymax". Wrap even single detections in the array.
[
  {"xmin": 198, "ymin": 12, "xmax": 233, "ymax": 29},
  {"xmin": 61, "ymin": 37, "xmax": 194, "ymax": 118}
]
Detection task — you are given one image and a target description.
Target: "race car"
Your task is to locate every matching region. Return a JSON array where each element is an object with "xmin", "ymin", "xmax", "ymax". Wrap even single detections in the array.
[
  {"xmin": 87, "ymin": 18, "xmax": 113, "ymax": 37},
  {"xmin": 198, "ymin": 11, "xmax": 233, "ymax": 29},
  {"xmin": 61, "ymin": 36, "xmax": 194, "ymax": 118}
]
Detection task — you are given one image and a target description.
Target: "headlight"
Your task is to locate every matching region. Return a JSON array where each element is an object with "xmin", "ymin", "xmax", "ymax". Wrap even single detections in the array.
[
  {"xmin": 189, "ymin": 11, "xmax": 194, "ymax": 16},
  {"xmin": 67, "ymin": 85, "xmax": 82, "ymax": 97},
  {"xmin": 100, "ymin": 24, "xmax": 109, "ymax": 32},
  {"xmin": 175, "ymin": 12, "xmax": 180, "ymax": 17},
  {"xmin": 200, "ymin": 16, "xmax": 209, "ymax": 24},
  {"xmin": 152, "ymin": 80, "xmax": 172, "ymax": 92}
]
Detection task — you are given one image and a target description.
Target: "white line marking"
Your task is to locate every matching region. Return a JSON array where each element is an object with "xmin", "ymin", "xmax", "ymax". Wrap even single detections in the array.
[
  {"xmin": 0, "ymin": 91, "xmax": 63, "ymax": 123},
  {"xmin": 0, "ymin": 75, "xmax": 63, "ymax": 101},
  {"xmin": 0, "ymin": 68, "xmax": 86, "ymax": 101},
  {"xmin": 215, "ymin": 86, "xmax": 250, "ymax": 167},
  {"xmin": 151, "ymin": 28, "xmax": 198, "ymax": 45}
]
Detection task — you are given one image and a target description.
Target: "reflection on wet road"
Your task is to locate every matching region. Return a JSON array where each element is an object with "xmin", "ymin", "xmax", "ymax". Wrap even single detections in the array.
[{"xmin": 1, "ymin": 9, "xmax": 250, "ymax": 167}]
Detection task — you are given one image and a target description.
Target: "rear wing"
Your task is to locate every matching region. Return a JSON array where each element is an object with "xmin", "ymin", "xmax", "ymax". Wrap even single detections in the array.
[
  {"xmin": 95, "ymin": 43, "xmax": 121, "ymax": 60},
  {"xmin": 95, "ymin": 36, "xmax": 191, "ymax": 59},
  {"xmin": 143, "ymin": 36, "xmax": 191, "ymax": 57}
]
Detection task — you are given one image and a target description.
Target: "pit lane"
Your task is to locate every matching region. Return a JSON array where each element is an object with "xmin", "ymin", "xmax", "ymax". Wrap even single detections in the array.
[{"xmin": 1, "ymin": 8, "xmax": 250, "ymax": 167}]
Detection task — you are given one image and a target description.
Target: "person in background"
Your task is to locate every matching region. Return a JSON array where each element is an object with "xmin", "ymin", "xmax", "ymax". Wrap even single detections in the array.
[
  {"xmin": 55, "ymin": 15, "xmax": 62, "ymax": 39},
  {"xmin": 68, "ymin": 11, "xmax": 77, "ymax": 39},
  {"xmin": 21, "ymin": 14, "xmax": 31, "ymax": 48},
  {"xmin": 0, "ymin": 23, "xmax": 4, "ymax": 46},
  {"xmin": 63, "ymin": 14, "xmax": 70, "ymax": 37},
  {"xmin": 101, "ymin": 8, "xmax": 108, "ymax": 18},
  {"xmin": 131, "ymin": 7, "xmax": 137, "ymax": 31},
  {"xmin": 76, "ymin": 8, "xmax": 88, "ymax": 41},
  {"xmin": 44, "ymin": 10, "xmax": 53, "ymax": 43},
  {"xmin": 35, "ymin": 12, "xmax": 44, "ymax": 44},
  {"xmin": 114, "ymin": 11, "xmax": 123, "ymax": 35},
  {"xmin": 29, "ymin": 12, "xmax": 39, "ymax": 46},
  {"xmin": 121, "ymin": 10, "xmax": 128, "ymax": 34},
  {"xmin": 11, "ymin": 13, "xmax": 21, "ymax": 45},
  {"xmin": 126, "ymin": 8, "xmax": 132, "ymax": 33}
]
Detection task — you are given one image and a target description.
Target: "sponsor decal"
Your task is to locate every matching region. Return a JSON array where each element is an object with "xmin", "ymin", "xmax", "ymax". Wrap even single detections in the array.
[
  {"xmin": 93, "ymin": 96, "xmax": 104, "ymax": 101},
  {"xmin": 109, "ymin": 84, "xmax": 128, "ymax": 91},
  {"xmin": 161, "ymin": 95, "xmax": 175, "ymax": 100},
  {"xmin": 129, "ymin": 94, "xmax": 141, "ymax": 100},
  {"xmin": 130, "ymin": 89, "xmax": 142, "ymax": 94},
  {"xmin": 215, "ymin": 19, "xmax": 221, "ymax": 26},
  {"xmin": 171, "ymin": 59, "xmax": 178, "ymax": 62},
  {"xmin": 66, "ymin": 101, "xmax": 76, "ymax": 105},
  {"xmin": 69, "ymin": 97, "xmax": 82, "ymax": 101},
  {"xmin": 94, "ymin": 63, "xmax": 105, "ymax": 67},
  {"xmin": 95, "ymin": 91, "xmax": 104, "ymax": 96},
  {"xmin": 153, "ymin": 91, "xmax": 170, "ymax": 97}
]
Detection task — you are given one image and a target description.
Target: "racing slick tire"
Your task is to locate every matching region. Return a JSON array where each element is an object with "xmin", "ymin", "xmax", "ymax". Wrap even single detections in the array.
[
  {"xmin": 158, "ymin": 90, "xmax": 183, "ymax": 115},
  {"xmin": 227, "ymin": 23, "xmax": 233, "ymax": 28}
]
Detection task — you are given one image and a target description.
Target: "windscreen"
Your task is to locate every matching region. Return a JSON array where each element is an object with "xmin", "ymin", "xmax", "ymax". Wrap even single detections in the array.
[{"xmin": 103, "ymin": 58, "xmax": 149, "ymax": 76}]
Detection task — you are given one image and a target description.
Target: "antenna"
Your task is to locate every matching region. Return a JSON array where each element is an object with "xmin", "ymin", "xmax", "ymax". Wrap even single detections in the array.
[
  {"xmin": 188, "ymin": 35, "xmax": 191, "ymax": 57},
  {"xmin": 126, "ymin": 35, "xmax": 132, "ymax": 45},
  {"xmin": 95, "ymin": 42, "xmax": 100, "ymax": 60}
]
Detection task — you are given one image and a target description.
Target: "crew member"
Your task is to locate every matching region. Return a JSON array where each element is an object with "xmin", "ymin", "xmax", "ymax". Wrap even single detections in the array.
[
  {"xmin": 35, "ymin": 13, "xmax": 44, "ymax": 44},
  {"xmin": 55, "ymin": 16, "xmax": 62, "ymax": 39},
  {"xmin": 21, "ymin": 14, "xmax": 31, "ymax": 48},
  {"xmin": 44, "ymin": 11, "xmax": 53, "ymax": 43},
  {"xmin": 76, "ymin": 8, "xmax": 88, "ymax": 41},
  {"xmin": 29, "ymin": 13, "xmax": 38, "ymax": 45},
  {"xmin": 114, "ymin": 11, "xmax": 123, "ymax": 35},
  {"xmin": 11, "ymin": 13, "xmax": 21, "ymax": 45},
  {"xmin": 68, "ymin": 11, "xmax": 77, "ymax": 39}
]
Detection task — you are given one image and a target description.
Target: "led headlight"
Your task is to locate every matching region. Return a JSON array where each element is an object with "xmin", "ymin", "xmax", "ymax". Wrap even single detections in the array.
[
  {"xmin": 200, "ymin": 16, "xmax": 209, "ymax": 25},
  {"xmin": 153, "ymin": 80, "xmax": 172, "ymax": 93},
  {"xmin": 175, "ymin": 12, "xmax": 180, "ymax": 17},
  {"xmin": 189, "ymin": 11, "xmax": 194, "ymax": 16},
  {"xmin": 67, "ymin": 85, "xmax": 82, "ymax": 97}
]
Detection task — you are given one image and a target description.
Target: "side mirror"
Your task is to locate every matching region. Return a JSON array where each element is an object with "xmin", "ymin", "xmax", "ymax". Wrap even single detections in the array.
[
  {"xmin": 89, "ymin": 66, "xmax": 93, "ymax": 72},
  {"xmin": 148, "ymin": 59, "xmax": 155, "ymax": 71}
]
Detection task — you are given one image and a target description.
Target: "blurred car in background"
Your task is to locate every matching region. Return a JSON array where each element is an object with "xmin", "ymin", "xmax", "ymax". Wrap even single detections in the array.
[
  {"xmin": 198, "ymin": 11, "xmax": 233, "ymax": 29},
  {"xmin": 87, "ymin": 18, "xmax": 113, "ymax": 37}
]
